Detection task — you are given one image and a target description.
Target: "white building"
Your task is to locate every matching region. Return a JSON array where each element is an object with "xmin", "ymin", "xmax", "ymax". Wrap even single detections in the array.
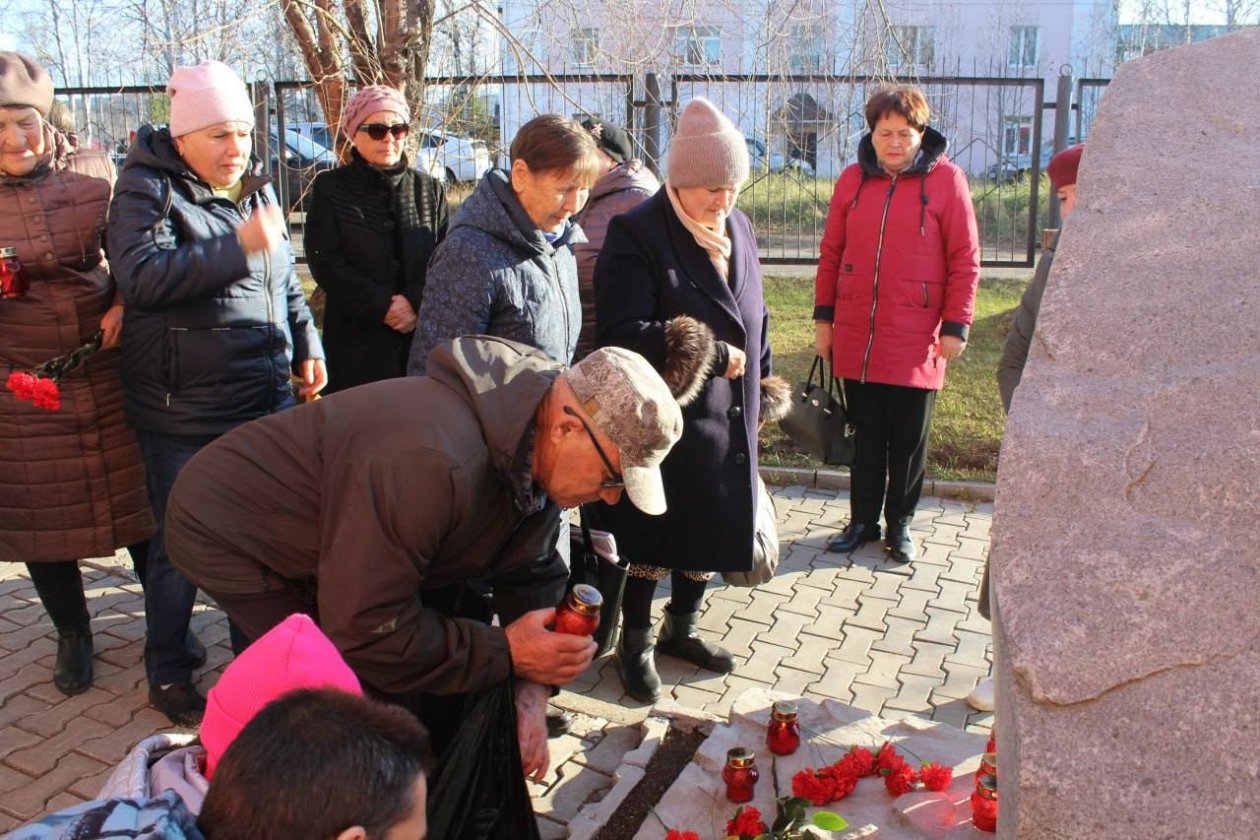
[{"xmin": 495, "ymin": 0, "xmax": 1117, "ymax": 178}]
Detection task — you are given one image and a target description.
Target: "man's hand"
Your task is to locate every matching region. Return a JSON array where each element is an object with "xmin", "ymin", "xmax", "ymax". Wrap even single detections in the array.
[
  {"xmin": 515, "ymin": 680, "xmax": 551, "ymax": 782},
  {"xmin": 504, "ymin": 607, "xmax": 596, "ymax": 685},
  {"xmin": 384, "ymin": 294, "xmax": 417, "ymax": 334},
  {"xmin": 723, "ymin": 345, "xmax": 747, "ymax": 379}
]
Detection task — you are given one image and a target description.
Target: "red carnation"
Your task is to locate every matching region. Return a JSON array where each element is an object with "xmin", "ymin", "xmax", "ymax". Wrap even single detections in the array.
[
  {"xmin": 725, "ymin": 805, "xmax": 768, "ymax": 837},
  {"xmin": 6, "ymin": 371, "xmax": 61, "ymax": 410},
  {"xmin": 792, "ymin": 768, "xmax": 835, "ymax": 806},
  {"xmin": 843, "ymin": 745, "xmax": 876, "ymax": 777},
  {"xmin": 884, "ymin": 762, "xmax": 918, "ymax": 796},
  {"xmin": 665, "ymin": 831, "xmax": 699, "ymax": 840},
  {"xmin": 819, "ymin": 763, "xmax": 859, "ymax": 801},
  {"xmin": 875, "ymin": 742, "xmax": 905, "ymax": 775},
  {"xmin": 919, "ymin": 762, "xmax": 954, "ymax": 792}
]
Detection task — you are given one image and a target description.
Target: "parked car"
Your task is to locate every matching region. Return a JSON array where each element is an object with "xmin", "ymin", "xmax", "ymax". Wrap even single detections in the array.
[
  {"xmin": 745, "ymin": 137, "xmax": 788, "ymax": 173},
  {"xmin": 285, "ymin": 120, "xmax": 453, "ymax": 182},
  {"xmin": 414, "ymin": 128, "xmax": 492, "ymax": 183},
  {"xmin": 267, "ymin": 128, "xmax": 337, "ymax": 211},
  {"xmin": 986, "ymin": 137, "xmax": 1078, "ymax": 183}
]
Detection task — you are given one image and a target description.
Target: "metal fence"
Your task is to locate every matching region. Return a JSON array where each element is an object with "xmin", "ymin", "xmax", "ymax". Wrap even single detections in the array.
[{"xmin": 56, "ymin": 71, "xmax": 1109, "ymax": 268}]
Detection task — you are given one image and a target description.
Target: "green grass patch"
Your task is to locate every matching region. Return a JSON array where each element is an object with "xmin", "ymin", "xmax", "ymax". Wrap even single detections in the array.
[{"xmin": 759, "ymin": 273, "xmax": 1026, "ymax": 482}]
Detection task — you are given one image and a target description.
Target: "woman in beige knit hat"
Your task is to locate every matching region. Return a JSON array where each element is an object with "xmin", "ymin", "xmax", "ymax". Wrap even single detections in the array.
[
  {"xmin": 0, "ymin": 51, "xmax": 154, "ymax": 698},
  {"xmin": 591, "ymin": 97, "xmax": 788, "ymax": 702}
]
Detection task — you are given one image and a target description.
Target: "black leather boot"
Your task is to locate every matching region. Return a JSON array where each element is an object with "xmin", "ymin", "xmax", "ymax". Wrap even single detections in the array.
[
  {"xmin": 53, "ymin": 627, "xmax": 93, "ymax": 696},
  {"xmin": 826, "ymin": 522, "xmax": 881, "ymax": 553},
  {"xmin": 886, "ymin": 527, "xmax": 918, "ymax": 563},
  {"xmin": 657, "ymin": 609, "xmax": 735, "ymax": 673},
  {"xmin": 616, "ymin": 626, "xmax": 662, "ymax": 702}
]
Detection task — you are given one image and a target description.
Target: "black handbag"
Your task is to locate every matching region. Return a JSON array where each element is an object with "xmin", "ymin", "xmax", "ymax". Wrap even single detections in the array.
[
  {"xmin": 780, "ymin": 355, "xmax": 857, "ymax": 466},
  {"xmin": 568, "ymin": 508, "xmax": 628, "ymax": 657}
]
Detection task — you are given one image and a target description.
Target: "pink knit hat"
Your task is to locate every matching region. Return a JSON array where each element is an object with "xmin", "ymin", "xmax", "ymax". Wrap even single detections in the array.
[
  {"xmin": 166, "ymin": 61, "xmax": 254, "ymax": 137},
  {"xmin": 200, "ymin": 614, "xmax": 361, "ymax": 778},
  {"xmin": 0, "ymin": 52, "xmax": 53, "ymax": 117},
  {"xmin": 342, "ymin": 85, "xmax": 410, "ymax": 139},
  {"xmin": 666, "ymin": 97, "xmax": 749, "ymax": 189}
]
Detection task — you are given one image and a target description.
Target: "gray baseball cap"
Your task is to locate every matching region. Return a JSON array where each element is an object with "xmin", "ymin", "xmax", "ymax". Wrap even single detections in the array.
[{"xmin": 564, "ymin": 347, "xmax": 683, "ymax": 515}]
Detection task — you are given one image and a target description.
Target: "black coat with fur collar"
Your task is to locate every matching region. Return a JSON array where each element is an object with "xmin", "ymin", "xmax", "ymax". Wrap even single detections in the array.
[{"xmin": 591, "ymin": 188, "xmax": 770, "ymax": 573}]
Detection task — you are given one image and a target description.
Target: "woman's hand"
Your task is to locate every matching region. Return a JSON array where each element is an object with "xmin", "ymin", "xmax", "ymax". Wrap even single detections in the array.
[
  {"xmin": 297, "ymin": 358, "xmax": 327, "ymax": 397},
  {"xmin": 235, "ymin": 204, "xmax": 286, "ymax": 255},
  {"xmin": 723, "ymin": 345, "xmax": 747, "ymax": 378},
  {"xmin": 814, "ymin": 322, "xmax": 833, "ymax": 359},
  {"xmin": 383, "ymin": 294, "xmax": 417, "ymax": 334},
  {"xmin": 936, "ymin": 335, "xmax": 966, "ymax": 362},
  {"xmin": 100, "ymin": 304, "xmax": 124, "ymax": 350}
]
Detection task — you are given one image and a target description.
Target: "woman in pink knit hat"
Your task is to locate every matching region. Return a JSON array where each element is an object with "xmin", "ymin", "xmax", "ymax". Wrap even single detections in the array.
[
  {"xmin": 591, "ymin": 97, "xmax": 787, "ymax": 702},
  {"xmin": 105, "ymin": 60, "xmax": 325, "ymax": 727},
  {"xmin": 304, "ymin": 85, "xmax": 448, "ymax": 392}
]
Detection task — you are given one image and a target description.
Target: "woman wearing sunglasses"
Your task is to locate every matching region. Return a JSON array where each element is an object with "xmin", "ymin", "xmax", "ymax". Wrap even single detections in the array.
[{"xmin": 305, "ymin": 85, "xmax": 448, "ymax": 392}]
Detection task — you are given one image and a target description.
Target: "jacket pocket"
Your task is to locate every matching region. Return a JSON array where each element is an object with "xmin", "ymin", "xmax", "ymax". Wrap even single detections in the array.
[{"xmin": 165, "ymin": 325, "xmax": 275, "ymax": 405}]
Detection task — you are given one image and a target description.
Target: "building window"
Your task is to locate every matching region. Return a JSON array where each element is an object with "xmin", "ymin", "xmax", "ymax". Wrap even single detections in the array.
[
  {"xmin": 673, "ymin": 25, "xmax": 721, "ymax": 67},
  {"xmin": 887, "ymin": 26, "xmax": 935, "ymax": 70},
  {"xmin": 571, "ymin": 28, "xmax": 599, "ymax": 67},
  {"xmin": 789, "ymin": 25, "xmax": 823, "ymax": 73},
  {"xmin": 1009, "ymin": 26, "xmax": 1039, "ymax": 69},
  {"xmin": 1003, "ymin": 116, "xmax": 1032, "ymax": 156}
]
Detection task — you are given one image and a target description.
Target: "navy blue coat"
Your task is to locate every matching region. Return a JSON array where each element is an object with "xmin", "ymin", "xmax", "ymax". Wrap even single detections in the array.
[
  {"xmin": 106, "ymin": 125, "xmax": 323, "ymax": 436},
  {"xmin": 592, "ymin": 189, "xmax": 771, "ymax": 573}
]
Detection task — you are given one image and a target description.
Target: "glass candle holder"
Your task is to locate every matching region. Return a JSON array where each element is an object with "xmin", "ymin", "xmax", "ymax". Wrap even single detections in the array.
[
  {"xmin": 553, "ymin": 583, "xmax": 602, "ymax": 636},
  {"xmin": 970, "ymin": 773, "xmax": 998, "ymax": 832},
  {"xmin": 0, "ymin": 247, "xmax": 26, "ymax": 299},
  {"xmin": 722, "ymin": 747, "xmax": 759, "ymax": 803},
  {"xmin": 766, "ymin": 700, "xmax": 801, "ymax": 755}
]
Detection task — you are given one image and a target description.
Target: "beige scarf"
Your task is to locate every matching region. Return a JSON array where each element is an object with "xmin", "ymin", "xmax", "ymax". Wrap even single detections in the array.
[{"xmin": 666, "ymin": 181, "xmax": 733, "ymax": 283}]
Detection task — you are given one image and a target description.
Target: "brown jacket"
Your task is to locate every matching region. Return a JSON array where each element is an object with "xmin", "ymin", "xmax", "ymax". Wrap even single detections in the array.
[
  {"xmin": 166, "ymin": 337, "xmax": 569, "ymax": 696},
  {"xmin": 0, "ymin": 127, "xmax": 153, "ymax": 563}
]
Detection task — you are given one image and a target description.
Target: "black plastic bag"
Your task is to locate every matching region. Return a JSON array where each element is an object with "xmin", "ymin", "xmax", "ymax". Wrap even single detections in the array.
[{"xmin": 426, "ymin": 677, "xmax": 542, "ymax": 840}]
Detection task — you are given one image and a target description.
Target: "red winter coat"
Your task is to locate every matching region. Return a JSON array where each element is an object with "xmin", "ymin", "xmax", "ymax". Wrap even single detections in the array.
[{"xmin": 814, "ymin": 128, "xmax": 979, "ymax": 391}]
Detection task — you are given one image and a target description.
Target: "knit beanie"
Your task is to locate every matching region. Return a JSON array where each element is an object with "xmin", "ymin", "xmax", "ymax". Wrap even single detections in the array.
[
  {"xmin": 1047, "ymin": 143, "xmax": 1084, "ymax": 191},
  {"xmin": 343, "ymin": 85, "xmax": 410, "ymax": 138},
  {"xmin": 200, "ymin": 614, "xmax": 361, "ymax": 778},
  {"xmin": 666, "ymin": 97, "xmax": 749, "ymax": 188},
  {"xmin": 0, "ymin": 52, "xmax": 54, "ymax": 117},
  {"xmin": 166, "ymin": 61, "xmax": 254, "ymax": 137},
  {"xmin": 581, "ymin": 117, "xmax": 634, "ymax": 164}
]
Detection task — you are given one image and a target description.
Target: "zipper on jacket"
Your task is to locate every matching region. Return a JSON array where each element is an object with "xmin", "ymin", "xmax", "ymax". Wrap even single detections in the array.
[
  {"xmin": 861, "ymin": 177, "xmax": 898, "ymax": 383},
  {"xmin": 921, "ymin": 281, "xmax": 929, "ymax": 307},
  {"xmin": 263, "ymin": 247, "xmax": 276, "ymax": 412},
  {"xmin": 552, "ymin": 252, "xmax": 573, "ymax": 356}
]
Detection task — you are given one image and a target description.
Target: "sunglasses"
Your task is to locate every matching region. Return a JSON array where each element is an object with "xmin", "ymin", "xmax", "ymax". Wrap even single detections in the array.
[
  {"xmin": 563, "ymin": 405, "xmax": 625, "ymax": 490},
  {"xmin": 358, "ymin": 123, "xmax": 410, "ymax": 141}
]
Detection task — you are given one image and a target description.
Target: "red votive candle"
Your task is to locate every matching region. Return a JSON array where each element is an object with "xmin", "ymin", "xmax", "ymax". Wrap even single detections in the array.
[
  {"xmin": 722, "ymin": 747, "xmax": 759, "ymax": 803},
  {"xmin": 766, "ymin": 700, "xmax": 801, "ymax": 755},
  {"xmin": 553, "ymin": 584, "xmax": 602, "ymax": 636}
]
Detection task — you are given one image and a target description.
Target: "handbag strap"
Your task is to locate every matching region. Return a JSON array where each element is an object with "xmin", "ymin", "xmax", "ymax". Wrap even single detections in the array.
[
  {"xmin": 809, "ymin": 354, "xmax": 827, "ymax": 390},
  {"xmin": 824, "ymin": 357, "xmax": 850, "ymax": 416}
]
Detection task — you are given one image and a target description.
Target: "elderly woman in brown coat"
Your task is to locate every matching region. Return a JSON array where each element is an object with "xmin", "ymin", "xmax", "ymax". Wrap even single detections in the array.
[{"xmin": 0, "ymin": 53, "xmax": 153, "ymax": 695}]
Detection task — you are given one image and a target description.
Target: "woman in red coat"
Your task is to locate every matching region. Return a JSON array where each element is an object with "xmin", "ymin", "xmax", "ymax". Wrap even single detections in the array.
[{"xmin": 814, "ymin": 86, "xmax": 979, "ymax": 562}]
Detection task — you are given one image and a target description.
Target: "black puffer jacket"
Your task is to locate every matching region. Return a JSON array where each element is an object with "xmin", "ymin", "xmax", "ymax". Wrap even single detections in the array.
[
  {"xmin": 305, "ymin": 150, "xmax": 448, "ymax": 392},
  {"xmin": 106, "ymin": 125, "xmax": 323, "ymax": 435}
]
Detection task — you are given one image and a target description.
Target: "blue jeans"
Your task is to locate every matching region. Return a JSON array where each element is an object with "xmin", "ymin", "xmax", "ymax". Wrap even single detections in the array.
[{"xmin": 134, "ymin": 429, "xmax": 219, "ymax": 686}]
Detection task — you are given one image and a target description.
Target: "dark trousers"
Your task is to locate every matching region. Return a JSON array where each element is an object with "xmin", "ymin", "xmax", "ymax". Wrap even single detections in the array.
[
  {"xmin": 135, "ymin": 429, "xmax": 218, "ymax": 686},
  {"xmin": 27, "ymin": 541, "xmax": 151, "ymax": 632},
  {"xmin": 843, "ymin": 379, "xmax": 936, "ymax": 531}
]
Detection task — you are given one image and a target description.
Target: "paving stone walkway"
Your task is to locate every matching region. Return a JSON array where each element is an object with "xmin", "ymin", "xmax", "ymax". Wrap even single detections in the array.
[{"xmin": 0, "ymin": 480, "xmax": 994, "ymax": 837}]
